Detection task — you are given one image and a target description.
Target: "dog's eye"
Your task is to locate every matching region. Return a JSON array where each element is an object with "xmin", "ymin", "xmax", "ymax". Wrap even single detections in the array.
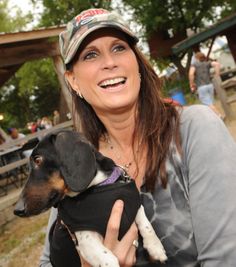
[{"xmin": 33, "ymin": 155, "xmax": 43, "ymax": 166}]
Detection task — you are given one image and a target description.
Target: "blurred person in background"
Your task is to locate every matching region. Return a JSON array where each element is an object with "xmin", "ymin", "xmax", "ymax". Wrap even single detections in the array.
[
  {"xmin": 53, "ymin": 110, "xmax": 60, "ymax": 126},
  {"xmin": 41, "ymin": 116, "xmax": 53, "ymax": 129},
  {"xmin": 7, "ymin": 128, "xmax": 32, "ymax": 158},
  {"xmin": 189, "ymin": 51, "xmax": 223, "ymax": 118}
]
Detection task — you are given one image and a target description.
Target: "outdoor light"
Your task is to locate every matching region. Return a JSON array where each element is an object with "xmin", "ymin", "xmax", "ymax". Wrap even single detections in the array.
[{"xmin": 0, "ymin": 114, "xmax": 4, "ymax": 121}]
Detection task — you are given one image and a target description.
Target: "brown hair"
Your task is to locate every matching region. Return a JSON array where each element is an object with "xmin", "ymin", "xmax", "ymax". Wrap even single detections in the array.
[
  {"xmin": 68, "ymin": 44, "xmax": 181, "ymax": 192},
  {"xmin": 195, "ymin": 52, "xmax": 206, "ymax": 62}
]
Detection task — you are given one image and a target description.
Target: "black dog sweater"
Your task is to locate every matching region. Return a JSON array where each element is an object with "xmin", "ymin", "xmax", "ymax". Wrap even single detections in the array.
[
  {"xmin": 49, "ymin": 167, "xmax": 141, "ymax": 267},
  {"xmin": 58, "ymin": 167, "xmax": 141, "ymax": 239}
]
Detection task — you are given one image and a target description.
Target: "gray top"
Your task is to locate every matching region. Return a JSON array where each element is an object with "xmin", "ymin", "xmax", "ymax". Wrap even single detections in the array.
[
  {"xmin": 191, "ymin": 61, "xmax": 212, "ymax": 87},
  {"xmin": 39, "ymin": 105, "xmax": 236, "ymax": 267}
]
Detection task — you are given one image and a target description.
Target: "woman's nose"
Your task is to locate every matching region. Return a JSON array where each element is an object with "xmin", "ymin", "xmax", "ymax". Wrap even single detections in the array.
[{"xmin": 102, "ymin": 53, "xmax": 117, "ymax": 70}]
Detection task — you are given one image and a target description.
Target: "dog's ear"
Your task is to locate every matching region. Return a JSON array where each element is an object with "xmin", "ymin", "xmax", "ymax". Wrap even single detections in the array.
[
  {"xmin": 95, "ymin": 150, "xmax": 115, "ymax": 171},
  {"xmin": 53, "ymin": 131, "xmax": 97, "ymax": 192}
]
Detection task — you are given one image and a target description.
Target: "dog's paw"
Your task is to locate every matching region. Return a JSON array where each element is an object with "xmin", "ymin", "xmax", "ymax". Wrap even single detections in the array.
[
  {"xmin": 96, "ymin": 251, "xmax": 119, "ymax": 267},
  {"xmin": 143, "ymin": 236, "xmax": 167, "ymax": 263},
  {"xmin": 79, "ymin": 248, "xmax": 120, "ymax": 267}
]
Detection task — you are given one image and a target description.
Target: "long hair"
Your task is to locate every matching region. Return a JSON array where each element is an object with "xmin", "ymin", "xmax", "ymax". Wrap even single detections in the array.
[{"xmin": 69, "ymin": 44, "xmax": 181, "ymax": 192}]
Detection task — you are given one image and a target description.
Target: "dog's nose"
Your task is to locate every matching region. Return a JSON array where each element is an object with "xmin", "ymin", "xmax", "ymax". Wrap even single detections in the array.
[
  {"xmin": 14, "ymin": 198, "xmax": 26, "ymax": 217},
  {"xmin": 14, "ymin": 208, "xmax": 26, "ymax": 217}
]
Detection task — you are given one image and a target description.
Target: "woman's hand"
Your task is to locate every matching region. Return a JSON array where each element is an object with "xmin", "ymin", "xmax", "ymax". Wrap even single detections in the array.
[
  {"xmin": 104, "ymin": 200, "xmax": 138, "ymax": 266},
  {"xmin": 80, "ymin": 200, "xmax": 138, "ymax": 267}
]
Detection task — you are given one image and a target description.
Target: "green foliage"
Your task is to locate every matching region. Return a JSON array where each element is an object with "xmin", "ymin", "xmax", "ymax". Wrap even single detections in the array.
[
  {"xmin": 0, "ymin": 0, "xmax": 33, "ymax": 32},
  {"xmin": 16, "ymin": 59, "xmax": 60, "ymax": 121},
  {"xmin": 0, "ymin": 59, "xmax": 60, "ymax": 130},
  {"xmin": 162, "ymin": 77, "xmax": 189, "ymax": 96},
  {"xmin": 0, "ymin": 82, "xmax": 28, "ymax": 129},
  {"xmin": 122, "ymin": 0, "xmax": 236, "ymax": 36},
  {"xmin": 219, "ymin": 0, "xmax": 236, "ymax": 17},
  {"xmin": 35, "ymin": 0, "xmax": 112, "ymax": 27}
]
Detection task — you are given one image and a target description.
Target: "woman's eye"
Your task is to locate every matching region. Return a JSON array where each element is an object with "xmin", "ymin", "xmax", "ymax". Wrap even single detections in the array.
[
  {"xmin": 33, "ymin": 155, "xmax": 43, "ymax": 166},
  {"xmin": 83, "ymin": 51, "xmax": 97, "ymax": 60},
  {"xmin": 113, "ymin": 44, "xmax": 126, "ymax": 53}
]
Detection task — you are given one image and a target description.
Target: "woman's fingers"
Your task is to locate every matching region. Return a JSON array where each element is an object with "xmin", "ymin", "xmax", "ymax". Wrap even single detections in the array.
[
  {"xmin": 104, "ymin": 199, "xmax": 124, "ymax": 248},
  {"xmin": 115, "ymin": 223, "xmax": 138, "ymax": 266},
  {"xmin": 123, "ymin": 244, "xmax": 137, "ymax": 267},
  {"xmin": 104, "ymin": 200, "xmax": 138, "ymax": 266},
  {"xmin": 118, "ymin": 223, "xmax": 138, "ymax": 253}
]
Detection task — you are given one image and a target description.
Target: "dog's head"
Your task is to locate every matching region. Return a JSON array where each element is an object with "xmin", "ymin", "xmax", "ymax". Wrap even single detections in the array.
[{"xmin": 14, "ymin": 130, "xmax": 115, "ymax": 217}]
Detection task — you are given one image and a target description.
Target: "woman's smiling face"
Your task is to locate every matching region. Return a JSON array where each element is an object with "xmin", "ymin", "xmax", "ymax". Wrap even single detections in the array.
[{"xmin": 65, "ymin": 28, "xmax": 141, "ymax": 115}]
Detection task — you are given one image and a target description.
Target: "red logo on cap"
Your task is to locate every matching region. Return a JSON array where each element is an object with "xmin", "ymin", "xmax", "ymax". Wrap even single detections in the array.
[{"xmin": 75, "ymin": 9, "xmax": 108, "ymax": 24}]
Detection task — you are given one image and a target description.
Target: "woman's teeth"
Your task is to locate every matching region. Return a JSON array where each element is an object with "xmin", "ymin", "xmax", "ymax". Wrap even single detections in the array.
[{"xmin": 99, "ymin": 77, "xmax": 126, "ymax": 88}]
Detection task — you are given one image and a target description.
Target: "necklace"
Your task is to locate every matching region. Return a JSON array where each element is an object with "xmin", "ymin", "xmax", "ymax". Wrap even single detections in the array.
[{"xmin": 106, "ymin": 136, "xmax": 133, "ymax": 171}]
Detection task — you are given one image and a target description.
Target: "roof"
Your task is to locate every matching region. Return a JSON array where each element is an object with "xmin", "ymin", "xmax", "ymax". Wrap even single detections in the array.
[
  {"xmin": 0, "ymin": 25, "xmax": 66, "ymax": 87},
  {"xmin": 172, "ymin": 12, "xmax": 236, "ymax": 55}
]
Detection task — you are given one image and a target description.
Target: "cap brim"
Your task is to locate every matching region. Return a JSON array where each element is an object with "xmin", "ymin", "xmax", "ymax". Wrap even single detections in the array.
[{"xmin": 65, "ymin": 22, "xmax": 139, "ymax": 65}]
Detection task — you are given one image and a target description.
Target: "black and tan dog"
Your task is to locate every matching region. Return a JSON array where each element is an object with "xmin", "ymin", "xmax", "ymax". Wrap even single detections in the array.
[{"xmin": 14, "ymin": 130, "xmax": 167, "ymax": 267}]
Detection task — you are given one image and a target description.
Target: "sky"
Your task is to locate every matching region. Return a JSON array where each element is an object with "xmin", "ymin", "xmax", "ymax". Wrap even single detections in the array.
[
  {"xmin": 8, "ymin": 0, "xmax": 43, "ymax": 28},
  {"xmin": 8, "ymin": 0, "xmax": 33, "ymax": 13},
  {"xmin": 8, "ymin": 0, "xmax": 43, "ymax": 15}
]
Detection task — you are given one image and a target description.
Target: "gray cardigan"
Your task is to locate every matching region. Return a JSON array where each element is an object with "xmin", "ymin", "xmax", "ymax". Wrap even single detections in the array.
[{"xmin": 39, "ymin": 105, "xmax": 236, "ymax": 267}]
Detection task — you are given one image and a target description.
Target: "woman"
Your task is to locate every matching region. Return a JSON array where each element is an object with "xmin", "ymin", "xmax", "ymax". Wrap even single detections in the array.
[{"xmin": 39, "ymin": 8, "xmax": 236, "ymax": 267}]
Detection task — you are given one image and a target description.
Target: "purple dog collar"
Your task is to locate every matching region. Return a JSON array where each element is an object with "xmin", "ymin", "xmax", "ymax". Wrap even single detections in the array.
[{"xmin": 98, "ymin": 167, "xmax": 123, "ymax": 186}]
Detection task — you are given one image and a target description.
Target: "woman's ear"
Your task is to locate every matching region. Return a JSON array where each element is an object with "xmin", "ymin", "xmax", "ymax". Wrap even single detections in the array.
[
  {"xmin": 65, "ymin": 71, "xmax": 79, "ymax": 91},
  {"xmin": 65, "ymin": 71, "xmax": 83, "ymax": 98}
]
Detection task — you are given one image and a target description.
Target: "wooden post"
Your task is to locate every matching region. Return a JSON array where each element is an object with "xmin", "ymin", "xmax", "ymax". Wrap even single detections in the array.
[
  {"xmin": 52, "ymin": 55, "xmax": 72, "ymax": 114},
  {"xmin": 212, "ymin": 76, "xmax": 233, "ymax": 119}
]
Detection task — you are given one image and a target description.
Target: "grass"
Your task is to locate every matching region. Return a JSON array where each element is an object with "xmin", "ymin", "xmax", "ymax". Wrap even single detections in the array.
[{"xmin": 0, "ymin": 211, "xmax": 50, "ymax": 267}]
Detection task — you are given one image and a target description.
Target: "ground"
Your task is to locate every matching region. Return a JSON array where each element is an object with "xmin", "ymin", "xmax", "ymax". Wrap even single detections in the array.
[
  {"xmin": 0, "ymin": 212, "xmax": 50, "ymax": 267},
  {"xmin": 0, "ymin": 101, "xmax": 236, "ymax": 267}
]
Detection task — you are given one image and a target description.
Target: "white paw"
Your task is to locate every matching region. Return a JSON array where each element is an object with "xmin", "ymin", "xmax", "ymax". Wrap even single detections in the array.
[
  {"xmin": 81, "ymin": 248, "xmax": 119, "ymax": 267},
  {"xmin": 76, "ymin": 231, "xmax": 120, "ymax": 267},
  {"xmin": 94, "ymin": 252, "xmax": 119, "ymax": 267},
  {"xmin": 143, "ymin": 236, "xmax": 167, "ymax": 263}
]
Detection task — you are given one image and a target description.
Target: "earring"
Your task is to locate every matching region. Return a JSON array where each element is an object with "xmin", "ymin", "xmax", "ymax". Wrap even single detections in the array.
[{"xmin": 77, "ymin": 91, "xmax": 83, "ymax": 99}]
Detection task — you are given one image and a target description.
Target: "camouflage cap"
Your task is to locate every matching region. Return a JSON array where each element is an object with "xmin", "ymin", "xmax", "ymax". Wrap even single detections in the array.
[{"xmin": 59, "ymin": 8, "xmax": 139, "ymax": 65}]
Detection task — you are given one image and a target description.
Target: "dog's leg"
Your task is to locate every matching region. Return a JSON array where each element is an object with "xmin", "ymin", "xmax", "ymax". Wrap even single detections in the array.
[
  {"xmin": 75, "ymin": 231, "xmax": 119, "ymax": 267},
  {"xmin": 135, "ymin": 205, "xmax": 167, "ymax": 262}
]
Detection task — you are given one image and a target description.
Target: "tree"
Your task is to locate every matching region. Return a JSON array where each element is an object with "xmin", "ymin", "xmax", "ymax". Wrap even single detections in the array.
[
  {"xmin": 121, "ymin": 0, "xmax": 236, "ymax": 77},
  {"xmin": 0, "ymin": 0, "xmax": 32, "ymax": 32},
  {"xmin": 0, "ymin": 58, "xmax": 60, "ymax": 130},
  {"xmin": 33, "ymin": 0, "xmax": 112, "ymax": 27},
  {"xmin": 17, "ymin": 59, "xmax": 60, "ymax": 120},
  {"xmin": 0, "ymin": 0, "xmax": 34, "ymax": 130}
]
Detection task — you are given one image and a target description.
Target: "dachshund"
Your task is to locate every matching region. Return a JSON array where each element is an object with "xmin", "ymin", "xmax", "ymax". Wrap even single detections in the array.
[{"xmin": 14, "ymin": 130, "xmax": 167, "ymax": 267}]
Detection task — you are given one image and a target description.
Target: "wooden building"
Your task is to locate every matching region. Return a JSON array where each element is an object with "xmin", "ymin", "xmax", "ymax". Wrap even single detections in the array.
[
  {"xmin": 172, "ymin": 12, "xmax": 236, "ymax": 63},
  {"xmin": 0, "ymin": 25, "xmax": 71, "ymax": 120}
]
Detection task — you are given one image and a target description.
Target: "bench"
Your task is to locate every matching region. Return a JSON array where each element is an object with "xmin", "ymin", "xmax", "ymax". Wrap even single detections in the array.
[
  {"xmin": 0, "ymin": 158, "xmax": 29, "ymax": 195},
  {"xmin": 0, "ymin": 120, "xmax": 73, "ymax": 195}
]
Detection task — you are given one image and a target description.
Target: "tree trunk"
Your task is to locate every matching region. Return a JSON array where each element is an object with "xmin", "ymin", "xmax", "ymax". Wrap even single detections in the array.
[{"xmin": 171, "ymin": 56, "xmax": 187, "ymax": 79}]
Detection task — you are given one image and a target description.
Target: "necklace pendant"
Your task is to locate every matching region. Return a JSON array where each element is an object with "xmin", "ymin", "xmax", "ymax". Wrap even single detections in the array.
[{"xmin": 124, "ymin": 162, "xmax": 132, "ymax": 170}]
